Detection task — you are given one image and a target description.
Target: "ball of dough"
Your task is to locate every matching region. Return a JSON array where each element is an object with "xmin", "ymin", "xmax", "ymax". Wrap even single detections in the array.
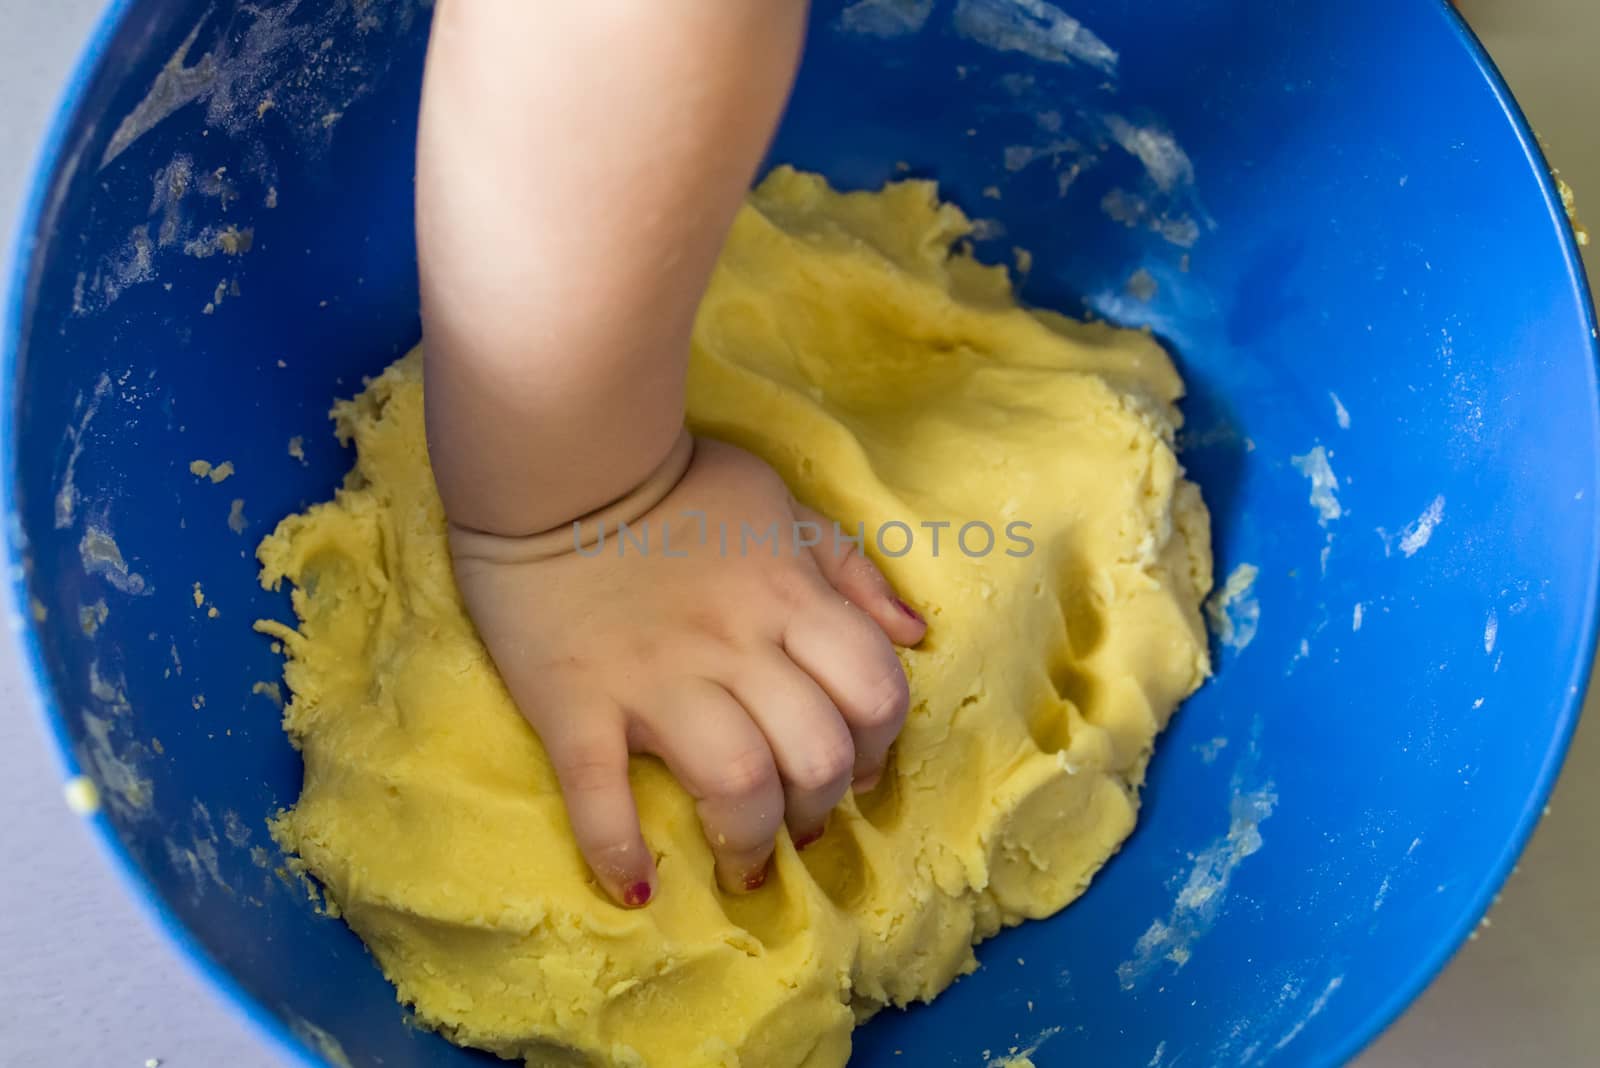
[{"xmin": 259, "ymin": 167, "xmax": 1212, "ymax": 1067}]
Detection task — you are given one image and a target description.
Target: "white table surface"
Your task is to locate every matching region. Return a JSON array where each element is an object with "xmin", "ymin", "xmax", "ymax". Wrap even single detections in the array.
[{"xmin": 2, "ymin": 1, "xmax": 1595, "ymax": 1065}]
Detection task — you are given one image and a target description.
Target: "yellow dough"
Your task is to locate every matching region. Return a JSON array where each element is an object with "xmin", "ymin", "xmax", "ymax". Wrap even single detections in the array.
[{"xmin": 259, "ymin": 168, "xmax": 1213, "ymax": 1067}]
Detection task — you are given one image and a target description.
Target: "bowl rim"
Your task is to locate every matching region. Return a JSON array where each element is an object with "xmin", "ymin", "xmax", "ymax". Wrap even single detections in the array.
[
  {"xmin": 1327, "ymin": 3, "xmax": 1600, "ymax": 1062},
  {"xmin": 2, "ymin": 3, "xmax": 1596, "ymax": 1067},
  {"xmin": 0, "ymin": 3, "xmax": 337, "ymax": 1066}
]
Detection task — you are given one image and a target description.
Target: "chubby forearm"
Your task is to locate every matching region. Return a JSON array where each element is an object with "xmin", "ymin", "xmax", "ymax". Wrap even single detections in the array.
[{"xmin": 417, "ymin": 0, "xmax": 809, "ymax": 535}]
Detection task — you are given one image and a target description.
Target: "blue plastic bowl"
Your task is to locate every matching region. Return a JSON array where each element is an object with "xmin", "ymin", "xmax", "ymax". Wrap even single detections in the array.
[{"xmin": 6, "ymin": 1, "xmax": 1595, "ymax": 1065}]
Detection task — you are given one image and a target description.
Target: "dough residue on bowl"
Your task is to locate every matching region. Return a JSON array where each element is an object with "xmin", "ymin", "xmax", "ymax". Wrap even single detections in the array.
[{"xmin": 257, "ymin": 167, "xmax": 1213, "ymax": 1067}]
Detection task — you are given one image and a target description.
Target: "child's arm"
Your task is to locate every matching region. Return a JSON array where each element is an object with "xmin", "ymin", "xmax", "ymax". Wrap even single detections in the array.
[
  {"xmin": 418, "ymin": 0, "xmax": 926, "ymax": 908},
  {"xmin": 419, "ymin": 0, "xmax": 807, "ymax": 535}
]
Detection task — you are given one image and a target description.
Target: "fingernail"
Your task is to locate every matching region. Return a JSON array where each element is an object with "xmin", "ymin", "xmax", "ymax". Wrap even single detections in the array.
[
  {"xmin": 853, "ymin": 769, "xmax": 883, "ymax": 794},
  {"xmin": 743, "ymin": 867, "xmax": 768, "ymax": 892},
  {"xmin": 894, "ymin": 597, "xmax": 924, "ymax": 625},
  {"xmin": 793, "ymin": 827, "xmax": 824, "ymax": 851},
  {"xmin": 622, "ymin": 881, "xmax": 653, "ymax": 908}
]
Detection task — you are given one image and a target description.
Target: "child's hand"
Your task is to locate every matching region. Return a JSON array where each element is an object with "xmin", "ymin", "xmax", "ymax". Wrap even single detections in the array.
[{"xmin": 450, "ymin": 437, "xmax": 925, "ymax": 906}]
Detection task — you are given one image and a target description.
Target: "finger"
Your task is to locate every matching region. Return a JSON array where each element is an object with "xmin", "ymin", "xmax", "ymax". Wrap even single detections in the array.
[
  {"xmin": 725, "ymin": 652, "xmax": 856, "ymax": 848},
  {"xmin": 636, "ymin": 680, "xmax": 785, "ymax": 893},
  {"xmin": 784, "ymin": 601, "xmax": 911, "ymax": 792},
  {"xmin": 796, "ymin": 503, "xmax": 927, "ymax": 647},
  {"xmin": 542, "ymin": 711, "xmax": 656, "ymax": 908}
]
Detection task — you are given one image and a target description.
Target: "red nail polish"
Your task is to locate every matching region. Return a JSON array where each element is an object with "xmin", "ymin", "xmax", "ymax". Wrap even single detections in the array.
[
  {"xmin": 793, "ymin": 827, "xmax": 824, "ymax": 851},
  {"xmin": 894, "ymin": 598, "xmax": 924, "ymax": 624},
  {"xmin": 622, "ymin": 881, "xmax": 652, "ymax": 907},
  {"xmin": 743, "ymin": 867, "xmax": 768, "ymax": 891}
]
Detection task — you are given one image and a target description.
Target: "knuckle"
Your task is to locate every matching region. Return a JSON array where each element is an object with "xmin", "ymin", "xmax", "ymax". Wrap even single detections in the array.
[
  {"xmin": 788, "ymin": 735, "xmax": 856, "ymax": 794},
  {"xmin": 680, "ymin": 609, "xmax": 734, "ymax": 648},
  {"xmin": 706, "ymin": 746, "xmax": 779, "ymax": 805},
  {"xmin": 853, "ymin": 667, "xmax": 911, "ymax": 731},
  {"xmin": 767, "ymin": 567, "xmax": 814, "ymax": 610},
  {"xmin": 557, "ymin": 745, "xmax": 621, "ymax": 796}
]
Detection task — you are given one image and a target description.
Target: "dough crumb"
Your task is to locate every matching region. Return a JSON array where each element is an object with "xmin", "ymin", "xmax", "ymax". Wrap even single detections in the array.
[
  {"xmin": 63, "ymin": 775, "xmax": 101, "ymax": 815},
  {"xmin": 288, "ymin": 435, "xmax": 306, "ymax": 463},
  {"xmin": 218, "ymin": 226, "xmax": 253, "ymax": 255},
  {"xmin": 1206, "ymin": 563, "xmax": 1260, "ymax": 652},
  {"xmin": 228, "ymin": 498, "xmax": 248, "ymax": 534},
  {"xmin": 1125, "ymin": 267, "xmax": 1158, "ymax": 301},
  {"xmin": 189, "ymin": 459, "xmax": 235, "ymax": 483},
  {"xmin": 81, "ymin": 526, "xmax": 149, "ymax": 595},
  {"xmin": 1557, "ymin": 176, "xmax": 1589, "ymax": 246},
  {"xmin": 79, "ymin": 599, "xmax": 109, "ymax": 636}
]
